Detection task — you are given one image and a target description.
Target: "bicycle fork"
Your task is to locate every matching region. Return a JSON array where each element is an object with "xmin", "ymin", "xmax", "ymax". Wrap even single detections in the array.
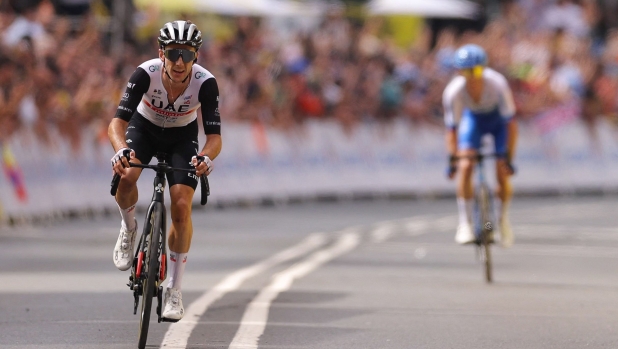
[{"xmin": 156, "ymin": 206, "xmax": 167, "ymax": 323}]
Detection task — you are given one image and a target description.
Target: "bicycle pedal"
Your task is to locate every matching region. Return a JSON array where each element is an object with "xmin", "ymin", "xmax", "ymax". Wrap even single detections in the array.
[
  {"xmin": 160, "ymin": 317, "xmax": 180, "ymax": 323},
  {"xmin": 486, "ymin": 234, "xmax": 495, "ymax": 244},
  {"xmin": 474, "ymin": 232, "xmax": 494, "ymax": 244}
]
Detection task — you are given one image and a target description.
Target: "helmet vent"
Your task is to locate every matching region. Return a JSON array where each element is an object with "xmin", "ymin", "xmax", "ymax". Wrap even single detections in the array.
[{"xmin": 165, "ymin": 22, "xmax": 176, "ymax": 40}]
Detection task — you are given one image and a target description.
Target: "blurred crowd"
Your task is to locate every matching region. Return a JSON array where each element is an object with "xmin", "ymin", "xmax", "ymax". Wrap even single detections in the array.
[{"xmin": 1, "ymin": 0, "xmax": 618, "ymax": 150}]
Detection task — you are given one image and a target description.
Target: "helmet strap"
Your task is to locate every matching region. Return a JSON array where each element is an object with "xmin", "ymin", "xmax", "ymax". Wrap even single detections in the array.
[{"xmin": 163, "ymin": 59, "xmax": 191, "ymax": 84}]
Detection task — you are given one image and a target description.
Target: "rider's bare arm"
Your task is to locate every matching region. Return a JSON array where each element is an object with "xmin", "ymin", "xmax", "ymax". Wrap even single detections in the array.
[
  {"xmin": 446, "ymin": 127, "xmax": 458, "ymax": 156},
  {"xmin": 506, "ymin": 119, "xmax": 518, "ymax": 163},
  {"xmin": 108, "ymin": 118, "xmax": 130, "ymax": 152},
  {"xmin": 201, "ymin": 134, "xmax": 222, "ymax": 160}
]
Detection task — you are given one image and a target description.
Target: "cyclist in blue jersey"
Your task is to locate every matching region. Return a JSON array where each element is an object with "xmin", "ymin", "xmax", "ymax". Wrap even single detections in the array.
[
  {"xmin": 443, "ymin": 44, "xmax": 518, "ymax": 248},
  {"xmin": 108, "ymin": 20, "xmax": 222, "ymax": 321}
]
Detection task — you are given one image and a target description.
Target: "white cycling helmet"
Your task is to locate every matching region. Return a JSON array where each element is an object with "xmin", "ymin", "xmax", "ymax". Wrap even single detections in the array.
[{"xmin": 157, "ymin": 20, "xmax": 203, "ymax": 50}]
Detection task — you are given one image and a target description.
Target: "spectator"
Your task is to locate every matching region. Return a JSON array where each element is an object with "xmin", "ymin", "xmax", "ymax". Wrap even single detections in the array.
[
  {"xmin": 0, "ymin": 56, "xmax": 30, "ymax": 142},
  {"xmin": 51, "ymin": 0, "xmax": 91, "ymax": 16},
  {"xmin": 543, "ymin": 0, "xmax": 590, "ymax": 38},
  {"xmin": 3, "ymin": 0, "xmax": 46, "ymax": 49},
  {"xmin": 0, "ymin": 0, "xmax": 617, "ymax": 152}
]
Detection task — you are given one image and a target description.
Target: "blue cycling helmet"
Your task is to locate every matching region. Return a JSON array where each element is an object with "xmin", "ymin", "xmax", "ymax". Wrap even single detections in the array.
[{"xmin": 452, "ymin": 44, "xmax": 487, "ymax": 69}]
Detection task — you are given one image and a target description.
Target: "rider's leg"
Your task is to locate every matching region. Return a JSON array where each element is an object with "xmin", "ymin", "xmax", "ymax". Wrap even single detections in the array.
[
  {"xmin": 457, "ymin": 148, "xmax": 476, "ymax": 225},
  {"xmin": 167, "ymin": 184, "xmax": 194, "ymax": 288},
  {"xmin": 454, "ymin": 110, "xmax": 480, "ymax": 244},
  {"xmin": 455, "ymin": 148, "xmax": 477, "ymax": 244},
  {"xmin": 495, "ymin": 161, "xmax": 513, "ymax": 211},
  {"xmin": 116, "ymin": 165, "xmax": 142, "ymax": 230},
  {"xmin": 163, "ymin": 184, "xmax": 194, "ymax": 321},
  {"xmin": 113, "ymin": 120, "xmax": 153, "ymax": 271},
  {"xmin": 160, "ymin": 133, "xmax": 201, "ymax": 319},
  {"xmin": 113, "ymin": 165, "xmax": 143, "ymax": 271},
  {"xmin": 495, "ymin": 159, "xmax": 514, "ymax": 247},
  {"xmin": 494, "ymin": 117, "xmax": 516, "ymax": 248}
]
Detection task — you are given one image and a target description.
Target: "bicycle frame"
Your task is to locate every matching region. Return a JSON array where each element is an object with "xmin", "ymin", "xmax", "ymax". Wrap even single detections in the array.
[
  {"xmin": 131, "ymin": 160, "xmax": 170, "ymax": 349},
  {"xmin": 473, "ymin": 154, "xmax": 495, "ymax": 283},
  {"xmin": 139, "ymin": 169, "xmax": 168, "ymax": 285}
]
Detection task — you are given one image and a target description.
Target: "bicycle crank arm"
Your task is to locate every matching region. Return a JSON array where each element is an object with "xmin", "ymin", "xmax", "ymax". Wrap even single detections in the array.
[
  {"xmin": 133, "ymin": 290, "xmax": 139, "ymax": 315},
  {"xmin": 160, "ymin": 317, "xmax": 181, "ymax": 323}
]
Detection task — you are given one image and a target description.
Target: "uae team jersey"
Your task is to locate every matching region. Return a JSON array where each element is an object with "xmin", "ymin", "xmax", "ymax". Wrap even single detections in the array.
[
  {"xmin": 114, "ymin": 59, "xmax": 221, "ymax": 134},
  {"xmin": 442, "ymin": 67, "xmax": 516, "ymax": 128}
]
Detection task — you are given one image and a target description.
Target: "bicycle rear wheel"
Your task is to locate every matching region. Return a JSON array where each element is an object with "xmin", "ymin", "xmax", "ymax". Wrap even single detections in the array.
[
  {"xmin": 478, "ymin": 184, "xmax": 493, "ymax": 283},
  {"xmin": 138, "ymin": 203, "xmax": 162, "ymax": 349}
]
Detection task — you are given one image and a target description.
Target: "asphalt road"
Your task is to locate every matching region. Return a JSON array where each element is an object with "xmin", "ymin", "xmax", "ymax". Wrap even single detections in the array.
[{"xmin": 1, "ymin": 196, "xmax": 617, "ymax": 349}]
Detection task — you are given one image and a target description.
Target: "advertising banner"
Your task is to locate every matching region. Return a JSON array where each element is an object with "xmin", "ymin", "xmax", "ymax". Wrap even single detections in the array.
[{"xmin": 1, "ymin": 116, "xmax": 618, "ymax": 221}]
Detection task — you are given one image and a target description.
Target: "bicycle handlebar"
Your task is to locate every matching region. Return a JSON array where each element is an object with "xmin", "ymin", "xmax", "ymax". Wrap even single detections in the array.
[
  {"xmin": 453, "ymin": 153, "xmax": 501, "ymax": 161},
  {"xmin": 451, "ymin": 152, "xmax": 516, "ymax": 175},
  {"xmin": 110, "ymin": 161, "xmax": 210, "ymax": 205}
]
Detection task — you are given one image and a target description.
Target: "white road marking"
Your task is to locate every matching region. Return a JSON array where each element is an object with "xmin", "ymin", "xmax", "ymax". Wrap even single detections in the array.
[
  {"xmin": 6, "ymin": 214, "xmax": 614, "ymax": 348},
  {"xmin": 228, "ymin": 230, "xmax": 361, "ymax": 349},
  {"xmin": 159, "ymin": 233, "xmax": 327, "ymax": 349},
  {"xmin": 371, "ymin": 215, "xmax": 455, "ymax": 243},
  {"xmin": 371, "ymin": 221, "xmax": 397, "ymax": 243},
  {"xmin": 404, "ymin": 215, "xmax": 456, "ymax": 236},
  {"xmin": 405, "ymin": 219, "xmax": 431, "ymax": 235},
  {"xmin": 414, "ymin": 247, "xmax": 427, "ymax": 259},
  {"xmin": 369, "ymin": 215, "xmax": 456, "ymax": 264}
]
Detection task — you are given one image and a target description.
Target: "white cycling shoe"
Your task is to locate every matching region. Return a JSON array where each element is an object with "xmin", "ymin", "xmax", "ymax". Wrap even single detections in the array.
[
  {"xmin": 499, "ymin": 217, "xmax": 514, "ymax": 248},
  {"xmin": 162, "ymin": 287, "xmax": 185, "ymax": 321},
  {"xmin": 455, "ymin": 223, "xmax": 476, "ymax": 244},
  {"xmin": 113, "ymin": 219, "xmax": 137, "ymax": 271}
]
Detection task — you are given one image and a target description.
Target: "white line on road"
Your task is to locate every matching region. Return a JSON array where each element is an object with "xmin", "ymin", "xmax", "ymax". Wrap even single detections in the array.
[
  {"xmin": 371, "ymin": 215, "xmax": 455, "ymax": 243},
  {"xmin": 228, "ymin": 230, "xmax": 361, "ymax": 349},
  {"xmin": 159, "ymin": 232, "xmax": 328, "ymax": 349},
  {"xmin": 405, "ymin": 215, "xmax": 455, "ymax": 235},
  {"xmin": 371, "ymin": 221, "xmax": 397, "ymax": 243}
]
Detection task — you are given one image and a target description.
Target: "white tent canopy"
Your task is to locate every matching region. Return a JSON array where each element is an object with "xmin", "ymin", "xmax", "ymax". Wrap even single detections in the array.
[
  {"xmin": 194, "ymin": 0, "xmax": 326, "ymax": 17},
  {"xmin": 367, "ymin": 0, "xmax": 480, "ymax": 19}
]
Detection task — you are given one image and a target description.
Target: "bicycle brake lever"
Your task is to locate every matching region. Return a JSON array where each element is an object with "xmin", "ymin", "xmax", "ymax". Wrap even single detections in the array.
[
  {"xmin": 111, "ymin": 174, "xmax": 120, "ymax": 196},
  {"xmin": 200, "ymin": 175, "xmax": 209, "ymax": 205}
]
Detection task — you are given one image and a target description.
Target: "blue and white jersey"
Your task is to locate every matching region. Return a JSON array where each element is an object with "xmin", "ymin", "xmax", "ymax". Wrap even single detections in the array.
[{"xmin": 442, "ymin": 67, "xmax": 516, "ymax": 128}]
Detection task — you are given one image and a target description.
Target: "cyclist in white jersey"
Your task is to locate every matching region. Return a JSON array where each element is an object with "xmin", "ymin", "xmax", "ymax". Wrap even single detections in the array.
[
  {"xmin": 108, "ymin": 20, "xmax": 222, "ymax": 321},
  {"xmin": 443, "ymin": 44, "xmax": 518, "ymax": 248}
]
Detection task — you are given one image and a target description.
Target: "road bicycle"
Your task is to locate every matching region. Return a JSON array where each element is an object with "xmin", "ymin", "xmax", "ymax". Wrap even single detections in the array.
[
  {"xmin": 471, "ymin": 153, "xmax": 496, "ymax": 283},
  {"xmin": 455, "ymin": 153, "xmax": 496, "ymax": 283},
  {"xmin": 110, "ymin": 151, "xmax": 209, "ymax": 349}
]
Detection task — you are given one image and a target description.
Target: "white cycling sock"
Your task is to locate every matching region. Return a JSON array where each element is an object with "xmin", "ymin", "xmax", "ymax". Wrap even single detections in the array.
[
  {"xmin": 457, "ymin": 197, "xmax": 473, "ymax": 225},
  {"xmin": 497, "ymin": 200, "xmax": 510, "ymax": 222},
  {"xmin": 118, "ymin": 204, "xmax": 137, "ymax": 231},
  {"xmin": 167, "ymin": 251, "xmax": 187, "ymax": 291}
]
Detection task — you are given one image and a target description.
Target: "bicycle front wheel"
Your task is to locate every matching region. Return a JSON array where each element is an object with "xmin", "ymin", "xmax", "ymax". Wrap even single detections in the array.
[
  {"xmin": 478, "ymin": 184, "xmax": 493, "ymax": 283},
  {"xmin": 138, "ymin": 203, "xmax": 163, "ymax": 349}
]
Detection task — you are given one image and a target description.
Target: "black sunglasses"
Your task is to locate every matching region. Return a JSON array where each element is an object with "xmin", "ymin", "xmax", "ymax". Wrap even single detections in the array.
[{"xmin": 164, "ymin": 48, "xmax": 197, "ymax": 63}]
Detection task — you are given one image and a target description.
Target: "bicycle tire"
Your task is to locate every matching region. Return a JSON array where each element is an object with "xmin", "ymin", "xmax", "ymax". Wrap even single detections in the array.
[
  {"xmin": 137, "ymin": 203, "xmax": 162, "ymax": 349},
  {"xmin": 479, "ymin": 184, "xmax": 493, "ymax": 283}
]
